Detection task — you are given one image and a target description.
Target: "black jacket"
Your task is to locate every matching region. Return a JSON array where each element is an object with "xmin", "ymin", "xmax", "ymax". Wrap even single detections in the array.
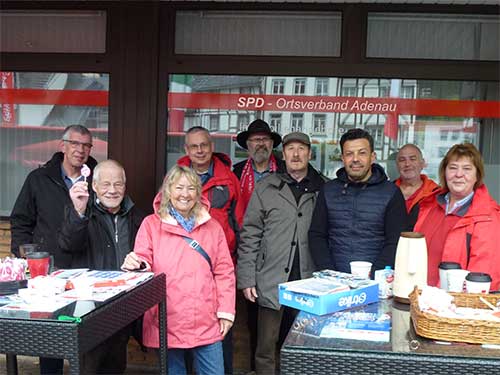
[
  {"xmin": 309, "ymin": 164, "xmax": 407, "ymax": 274},
  {"xmin": 58, "ymin": 195, "xmax": 145, "ymax": 269},
  {"xmin": 10, "ymin": 152, "xmax": 98, "ymax": 268}
]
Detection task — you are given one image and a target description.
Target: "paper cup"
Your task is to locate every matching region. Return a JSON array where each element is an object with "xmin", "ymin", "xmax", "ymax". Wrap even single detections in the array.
[
  {"xmin": 350, "ymin": 261, "xmax": 372, "ymax": 279},
  {"xmin": 71, "ymin": 276, "xmax": 94, "ymax": 300},
  {"xmin": 438, "ymin": 262, "xmax": 461, "ymax": 291},
  {"xmin": 465, "ymin": 272, "xmax": 492, "ymax": 294},
  {"xmin": 446, "ymin": 269, "xmax": 470, "ymax": 292}
]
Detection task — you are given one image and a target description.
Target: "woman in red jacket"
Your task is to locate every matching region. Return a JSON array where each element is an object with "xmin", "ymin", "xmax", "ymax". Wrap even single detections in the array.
[
  {"xmin": 414, "ymin": 143, "xmax": 500, "ymax": 291},
  {"xmin": 122, "ymin": 165, "xmax": 235, "ymax": 375}
]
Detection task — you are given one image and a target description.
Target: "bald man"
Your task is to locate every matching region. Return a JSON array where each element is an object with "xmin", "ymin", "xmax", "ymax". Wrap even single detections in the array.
[
  {"xmin": 58, "ymin": 159, "xmax": 145, "ymax": 373},
  {"xmin": 394, "ymin": 144, "xmax": 439, "ymax": 229}
]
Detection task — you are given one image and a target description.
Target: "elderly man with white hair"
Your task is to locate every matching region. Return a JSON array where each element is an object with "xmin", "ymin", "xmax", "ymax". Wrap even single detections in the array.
[{"xmin": 58, "ymin": 159, "xmax": 145, "ymax": 374}]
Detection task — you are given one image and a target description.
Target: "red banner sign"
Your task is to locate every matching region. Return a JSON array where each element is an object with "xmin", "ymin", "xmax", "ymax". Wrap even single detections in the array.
[
  {"xmin": 0, "ymin": 73, "xmax": 16, "ymax": 125},
  {"xmin": 1, "ymin": 89, "xmax": 499, "ymax": 118},
  {"xmin": 168, "ymin": 93, "xmax": 500, "ymax": 118}
]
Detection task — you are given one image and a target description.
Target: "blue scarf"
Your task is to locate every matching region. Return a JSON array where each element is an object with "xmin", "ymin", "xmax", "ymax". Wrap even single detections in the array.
[{"xmin": 168, "ymin": 205, "xmax": 195, "ymax": 233}]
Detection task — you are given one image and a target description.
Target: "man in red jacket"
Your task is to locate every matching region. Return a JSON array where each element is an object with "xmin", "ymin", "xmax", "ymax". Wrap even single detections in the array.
[
  {"xmin": 394, "ymin": 143, "xmax": 439, "ymax": 229},
  {"xmin": 177, "ymin": 126, "xmax": 243, "ymax": 374}
]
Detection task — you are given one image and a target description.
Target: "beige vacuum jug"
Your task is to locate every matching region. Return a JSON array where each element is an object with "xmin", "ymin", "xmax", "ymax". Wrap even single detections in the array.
[{"xmin": 393, "ymin": 232, "xmax": 428, "ymax": 304}]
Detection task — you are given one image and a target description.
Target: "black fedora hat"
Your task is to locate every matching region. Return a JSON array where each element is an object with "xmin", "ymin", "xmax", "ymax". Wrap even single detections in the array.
[{"xmin": 236, "ymin": 119, "xmax": 282, "ymax": 150}]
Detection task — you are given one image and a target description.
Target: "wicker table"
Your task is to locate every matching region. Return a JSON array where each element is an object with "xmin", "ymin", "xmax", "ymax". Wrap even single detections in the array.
[
  {"xmin": 281, "ymin": 300, "xmax": 500, "ymax": 375},
  {"xmin": 0, "ymin": 273, "xmax": 167, "ymax": 375}
]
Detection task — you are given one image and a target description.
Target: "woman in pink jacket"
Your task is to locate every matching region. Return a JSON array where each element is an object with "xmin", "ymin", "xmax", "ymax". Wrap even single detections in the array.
[
  {"xmin": 122, "ymin": 165, "xmax": 235, "ymax": 375},
  {"xmin": 414, "ymin": 143, "xmax": 500, "ymax": 291}
]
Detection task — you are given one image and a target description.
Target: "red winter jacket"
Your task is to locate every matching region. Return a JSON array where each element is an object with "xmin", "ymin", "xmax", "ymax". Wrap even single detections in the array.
[
  {"xmin": 414, "ymin": 185, "xmax": 500, "ymax": 291},
  {"xmin": 178, "ymin": 153, "xmax": 244, "ymax": 261}
]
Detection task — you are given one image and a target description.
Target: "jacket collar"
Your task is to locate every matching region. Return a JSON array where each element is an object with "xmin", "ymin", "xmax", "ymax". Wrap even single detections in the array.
[
  {"xmin": 92, "ymin": 194, "xmax": 135, "ymax": 217},
  {"xmin": 43, "ymin": 152, "xmax": 98, "ymax": 181},
  {"xmin": 336, "ymin": 163, "xmax": 388, "ymax": 185}
]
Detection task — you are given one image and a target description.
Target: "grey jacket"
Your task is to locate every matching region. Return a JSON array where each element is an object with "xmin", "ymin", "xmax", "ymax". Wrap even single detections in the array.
[{"xmin": 237, "ymin": 168, "xmax": 325, "ymax": 310}]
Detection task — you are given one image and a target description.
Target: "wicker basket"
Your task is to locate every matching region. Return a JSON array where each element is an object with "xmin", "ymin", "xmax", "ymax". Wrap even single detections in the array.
[{"xmin": 409, "ymin": 287, "xmax": 500, "ymax": 344}]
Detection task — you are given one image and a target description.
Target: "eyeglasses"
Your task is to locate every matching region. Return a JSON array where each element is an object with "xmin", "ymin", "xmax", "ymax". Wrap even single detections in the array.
[
  {"xmin": 187, "ymin": 143, "xmax": 211, "ymax": 152},
  {"xmin": 63, "ymin": 139, "xmax": 93, "ymax": 150},
  {"xmin": 248, "ymin": 137, "xmax": 272, "ymax": 144}
]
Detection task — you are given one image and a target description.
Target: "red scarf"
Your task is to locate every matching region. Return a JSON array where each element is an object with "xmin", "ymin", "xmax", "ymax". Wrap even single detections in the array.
[{"xmin": 240, "ymin": 154, "xmax": 278, "ymax": 210}]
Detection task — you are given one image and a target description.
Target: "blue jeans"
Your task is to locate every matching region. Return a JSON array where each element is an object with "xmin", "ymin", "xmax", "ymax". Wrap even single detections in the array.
[{"xmin": 168, "ymin": 341, "xmax": 224, "ymax": 375}]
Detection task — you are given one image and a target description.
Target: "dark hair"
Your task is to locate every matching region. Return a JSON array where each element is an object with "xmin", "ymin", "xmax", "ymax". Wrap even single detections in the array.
[
  {"xmin": 439, "ymin": 143, "xmax": 484, "ymax": 190},
  {"xmin": 340, "ymin": 128, "xmax": 374, "ymax": 153},
  {"xmin": 62, "ymin": 124, "xmax": 92, "ymax": 140}
]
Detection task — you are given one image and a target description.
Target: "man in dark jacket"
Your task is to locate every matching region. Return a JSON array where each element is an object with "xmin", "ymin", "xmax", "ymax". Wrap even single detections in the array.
[
  {"xmin": 238, "ymin": 132, "xmax": 326, "ymax": 374},
  {"xmin": 10, "ymin": 124, "xmax": 97, "ymax": 267},
  {"xmin": 59, "ymin": 159, "xmax": 145, "ymax": 374},
  {"xmin": 309, "ymin": 128, "xmax": 407, "ymax": 275},
  {"xmin": 10, "ymin": 124, "xmax": 96, "ymax": 375}
]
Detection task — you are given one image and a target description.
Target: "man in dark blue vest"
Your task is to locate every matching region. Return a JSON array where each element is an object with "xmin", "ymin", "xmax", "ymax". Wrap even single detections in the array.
[{"xmin": 308, "ymin": 128, "xmax": 407, "ymax": 275}]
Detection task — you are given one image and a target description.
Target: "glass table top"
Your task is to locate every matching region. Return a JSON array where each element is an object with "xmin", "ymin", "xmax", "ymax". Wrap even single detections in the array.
[{"xmin": 283, "ymin": 300, "xmax": 500, "ymax": 360}]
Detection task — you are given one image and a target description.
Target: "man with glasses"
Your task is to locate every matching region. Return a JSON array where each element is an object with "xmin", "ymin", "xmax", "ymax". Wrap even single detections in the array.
[
  {"xmin": 178, "ymin": 126, "xmax": 243, "ymax": 374},
  {"xmin": 10, "ymin": 124, "xmax": 97, "ymax": 374},
  {"xmin": 232, "ymin": 119, "xmax": 285, "ymax": 371},
  {"xmin": 233, "ymin": 119, "xmax": 285, "ymax": 211},
  {"xmin": 58, "ymin": 159, "xmax": 145, "ymax": 374}
]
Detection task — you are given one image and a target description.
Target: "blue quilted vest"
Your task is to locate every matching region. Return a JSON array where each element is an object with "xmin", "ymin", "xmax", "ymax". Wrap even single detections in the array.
[{"xmin": 323, "ymin": 164, "xmax": 399, "ymax": 273}]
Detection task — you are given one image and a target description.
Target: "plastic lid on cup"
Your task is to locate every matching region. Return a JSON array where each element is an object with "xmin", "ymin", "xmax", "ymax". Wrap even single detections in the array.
[
  {"xmin": 465, "ymin": 272, "xmax": 492, "ymax": 283},
  {"xmin": 438, "ymin": 262, "xmax": 461, "ymax": 270},
  {"xmin": 26, "ymin": 251, "xmax": 50, "ymax": 259}
]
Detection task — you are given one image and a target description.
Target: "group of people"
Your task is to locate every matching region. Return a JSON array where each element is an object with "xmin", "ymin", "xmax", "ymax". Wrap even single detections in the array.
[{"xmin": 10, "ymin": 121, "xmax": 500, "ymax": 375}]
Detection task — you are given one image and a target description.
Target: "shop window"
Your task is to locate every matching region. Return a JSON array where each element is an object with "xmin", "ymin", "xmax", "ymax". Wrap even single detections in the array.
[
  {"xmin": 0, "ymin": 72, "xmax": 109, "ymax": 216},
  {"xmin": 367, "ymin": 13, "xmax": 499, "ymax": 61},
  {"xmin": 0, "ymin": 10, "xmax": 106, "ymax": 53},
  {"xmin": 175, "ymin": 11, "xmax": 341, "ymax": 57},
  {"xmin": 166, "ymin": 74, "xmax": 498, "ymax": 198}
]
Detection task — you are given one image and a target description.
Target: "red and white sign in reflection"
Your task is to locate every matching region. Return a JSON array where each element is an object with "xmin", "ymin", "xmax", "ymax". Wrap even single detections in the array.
[{"xmin": 0, "ymin": 72, "xmax": 16, "ymax": 126}]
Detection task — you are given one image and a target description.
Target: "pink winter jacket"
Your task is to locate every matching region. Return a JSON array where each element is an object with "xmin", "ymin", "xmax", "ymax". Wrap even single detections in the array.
[{"xmin": 133, "ymin": 193, "xmax": 236, "ymax": 349}]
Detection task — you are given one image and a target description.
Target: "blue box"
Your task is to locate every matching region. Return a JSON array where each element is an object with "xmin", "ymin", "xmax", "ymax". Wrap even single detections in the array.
[{"xmin": 278, "ymin": 276, "xmax": 379, "ymax": 315}]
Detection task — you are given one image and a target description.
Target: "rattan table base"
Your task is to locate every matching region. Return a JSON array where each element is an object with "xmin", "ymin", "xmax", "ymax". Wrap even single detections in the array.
[{"xmin": 0, "ymin": 273, "xmax": 167, "ymax": 375}]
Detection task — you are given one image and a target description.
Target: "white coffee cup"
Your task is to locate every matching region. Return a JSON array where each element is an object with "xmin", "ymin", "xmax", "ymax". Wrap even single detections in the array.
[
  {"xmin": 71, "ymin": 276, "xmax": 94, "ymax": 300},
  {"xmin": 438, "ymin": 262, "xmax": 461, "ymax": 291},
  {"xmin": 465, "ymin": 272, "xmax": 492, "ymax": 294},
  {"xmin": 446, "ymin": 269, "xmax": 470, "ymax": 292},
  {"xmin": 350, "ymin": 261, "xmax": 372, "ymax": 279}
]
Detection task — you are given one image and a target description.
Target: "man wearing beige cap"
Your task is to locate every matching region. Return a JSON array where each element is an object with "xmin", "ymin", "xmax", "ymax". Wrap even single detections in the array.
[{"xmin": 237, "ymin": 132, "xmax": 326, "ymax": 374}]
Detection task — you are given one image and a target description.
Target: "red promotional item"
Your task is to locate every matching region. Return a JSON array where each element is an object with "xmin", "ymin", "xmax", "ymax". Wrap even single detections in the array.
[{"xmin": 26, "ymin": 252, "xmax": 51, "ymax": 278}]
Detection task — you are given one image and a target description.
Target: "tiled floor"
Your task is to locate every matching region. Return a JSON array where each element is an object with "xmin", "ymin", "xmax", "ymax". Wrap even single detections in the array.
[{"xmin": 0, "ymin": 292, "xmax": 253, "ymax": 374}]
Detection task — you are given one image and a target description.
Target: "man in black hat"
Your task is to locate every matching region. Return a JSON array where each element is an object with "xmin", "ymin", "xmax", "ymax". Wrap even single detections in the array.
[
  {"xmin": 233, "ymin": 119, "xmax": 284, "ymax": 372},
  {"xmin": 233, "ymin": 119, "xmax": 285, "ymax": 211}
]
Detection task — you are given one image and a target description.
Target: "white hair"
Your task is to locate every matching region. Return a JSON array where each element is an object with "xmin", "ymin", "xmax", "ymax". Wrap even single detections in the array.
[{"xmin": 93, "ymin": 159, "xmax": 126, "ymax": 183}]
